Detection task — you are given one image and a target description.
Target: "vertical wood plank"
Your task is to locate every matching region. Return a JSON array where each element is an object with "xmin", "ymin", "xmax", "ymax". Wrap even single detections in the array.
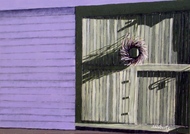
[
  {"xmin": 129, "ymin": 67, "xmax": 135, "ymax": 124},
  {"xmin": 108, "ymin": 20, "xmax": 113, "ymax": 123},
  {"xmin": 91, "ymin": 19, "xmax": 95, "ymax": 122},
  {"xmin": 98, "ymin": 19, "xmax": 103, "ymax": 122},
  {"xmin": 95, "ymin": 73, "xmax": 99, "ymax": 121},
  {"xmin": 146, "ymin": 73, "xmax": 151, "ymax": 124},
  {"xmin": 102, "ymin": 19, "xmax": 106, "ymax": 122},
  {"xmin": 167, "ymin": 74, "xmax": 173, "ymax": 125},
  {"xmin": 108, "ymin": 73, "xmax": 113, "ymax": 122},
  {"xmin": 88, "ymin": 18, "xmax": 92, "ymax": 121},
  {"xmin": 96, "ymin": 19, "xmax": 100, "ymax": 122},
  {"xmin": 106, "ymin": 19, "xmax": 110, "ymax": 122},
  {"xmin": 163, "ymin": 73, "xmax": 168, "ymax": 125},
  {"xmin": 81, "ymin": 19, "xmax": 85, "ymax": 121},
  {"xmin": 133, "ymin": 67, "xmax": 138, "ymax": 124},
  {"xmin": 120, "ymin": 70, "xmax": 124, "ymax": 123},
  {"xmin": 88, "ymin": 19, "xmax": 92, "ymax": 122},
  {"xmin": 113, "ymin": 73, "xmax": 117, "ymax": 122},
  {"xmin": 137, "ymin": 72, "xmax": 142, "ymax": 124},
  {"xmin": 126, "ymin": 69, "xmax": 130, "ymax": 124},
  {"xmin": 149, "ymin": 73, "xmax": 154, "ymax": 125},
  {"xmin": 142, "ymin": 72, "xmax": 147, "ymax": 124},
  {"xmin": 155, "ymin": 76, "xmax": 160, "ymax": 125}
]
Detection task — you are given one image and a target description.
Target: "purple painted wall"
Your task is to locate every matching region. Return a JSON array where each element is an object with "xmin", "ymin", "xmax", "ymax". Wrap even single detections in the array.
[
  {"xmin": 0, "ymin": 0, "xmax": 172, "ymax": 11},
  {"xmin": 0, "ymin": 7, "xmax": 75, "ymax": 130}
]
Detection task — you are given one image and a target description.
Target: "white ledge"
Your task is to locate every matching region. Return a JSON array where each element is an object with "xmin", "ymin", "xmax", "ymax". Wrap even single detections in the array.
[
  {"xmin": 76, "ymin": 123, "xmax": 184, "ymax": 133},
  {"xmin": 136, "ymin": 64, "xmax": 190, "ymax": 72}
]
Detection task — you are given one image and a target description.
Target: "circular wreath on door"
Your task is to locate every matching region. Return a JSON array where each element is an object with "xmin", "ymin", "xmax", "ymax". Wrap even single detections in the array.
[{"xmin": 120, "ymin": 33, "xmax": 148, "ymax": 66}]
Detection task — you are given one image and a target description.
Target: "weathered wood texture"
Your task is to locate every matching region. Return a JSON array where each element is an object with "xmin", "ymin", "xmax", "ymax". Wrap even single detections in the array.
[
  {"xmin": 136, "ymin": 11, "xmax": 190, "ymax": 127},
  {"xmin": 81, "ymin": 11, "xmax": 189, "ymax": 127},
  {"xmin": 82, "ymin": 19, "xmax": 138, "ymax": 124},
  {"xmin": 0, "ymin": 8, "xmax": 75, "ymax": 130},
  {"xmin": 137, "ymin": 71, "xmax": 176, "ymax": 125},
  {"xmin": 76, "ymin": 123, "xmax": 181, "ymax": 133}
]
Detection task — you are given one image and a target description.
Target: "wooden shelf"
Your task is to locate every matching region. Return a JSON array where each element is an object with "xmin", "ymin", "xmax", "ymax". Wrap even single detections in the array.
[
  {"xmin": 76, "ymin": 123, "xmax": 185, "ymax": 133},
  {"xmin": 136, "ymin": 64, "xmax": 190, "ymax": 72}
]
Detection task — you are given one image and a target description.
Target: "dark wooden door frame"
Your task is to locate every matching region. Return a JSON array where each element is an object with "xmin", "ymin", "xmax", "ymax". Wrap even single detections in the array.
[{"xmin": 75, "ymin": 0, "xmax": 190, "ymax": 128}]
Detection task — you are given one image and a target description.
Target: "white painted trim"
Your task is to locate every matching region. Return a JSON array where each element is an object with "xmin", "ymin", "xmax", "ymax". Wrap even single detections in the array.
[{"xmin": 137, "ymin": 64, "xmax": 190, "ymax": 72}]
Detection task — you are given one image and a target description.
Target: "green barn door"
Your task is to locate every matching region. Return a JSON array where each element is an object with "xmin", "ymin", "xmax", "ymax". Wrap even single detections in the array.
[{"xmin": 81, "ymin": 18, "xmax": 138, "ymax": 124}]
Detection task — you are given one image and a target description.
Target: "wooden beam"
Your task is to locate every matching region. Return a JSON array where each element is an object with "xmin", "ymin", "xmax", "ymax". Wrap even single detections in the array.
[
  {"xmin": 75, "ymin": 8, "xmax": 83, "ymax": 123},
  {"xmin": 136, "ymin": 64, "xmax": 190, "ymax": 72},
  {"xmin": 76, "ymin": 123, "xmax": 183, "ymax": 133},
  {"xmin": 76, "ymin": 1, "xmax": 190, "ymax": 18}
]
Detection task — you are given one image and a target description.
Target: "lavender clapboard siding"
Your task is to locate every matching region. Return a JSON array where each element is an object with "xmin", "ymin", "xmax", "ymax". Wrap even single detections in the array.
[
  {"xmin": 0, "ymin": 38, "xmax": 75, "ymax": 46},
  {"xmin": 0, "ymin": 101, "xmax": 75, "ymax": 109},
  {"xmin": 0, "ymin": 88, "xmax": 75, "ymax": 95},
  {"xmin": 0, "ymin": 8, "xmax": 75, "ymax": 17},
  {"xmin": 0, "ymin": 60, "xmax": 75, "ymax": 66},
  {"xmin": 0, "ymin": 122, "xmax": 75, "ymax": 130},
  {"xmin": 0, "ymin": 53, "xmax": 75, "ymax": 60},
  {"xmin": 0, "ymin": 45, "xmax": 75, "ymax": 53},
  {"xmin": 0, "ymin": 74, "xmax": 75, "ymax": 81},
  {"xmin": 0, "ymin": 81, "xmax": 75, "ymax": 90},
  {"xmin": 0, "ymin": 23, "xmax": 75, "ymax": 32},
  {"xmin": 0, "ymin": 15, "xmax": 75, "ymax": 24},
  {"xmin": 0, "ymin": 30, "xmax": 75, "ymax": 39},
  {"xmin": 0, "ymin": 67, "xmax": 75, "ymax": 73},
  {"xmin": 0, "ymin": 8, "xmax": 75, "ymax": 130}
]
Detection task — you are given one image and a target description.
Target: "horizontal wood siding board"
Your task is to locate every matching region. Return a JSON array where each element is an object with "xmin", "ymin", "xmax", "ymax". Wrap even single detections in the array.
[
  {"xmin": 0, "ymin": 15, "xmax": 75, "ymax": 25},
  {"xmin": 0, "ymin": 51, "xmax": 75, "ymax": 59},
  {"xmin": 0, "ymin": 67, "xmax": 75, "ymax": 73},
  {"xmin": 0, "ymin": 122, "xmax": 75, "ymax": 130},
  {"xmin": 0, "ymin": 73, "xmax": 75, "ymax": 81},
  {"xmin": 0, "ymin": 88, "xmax": 75, "ymax": 95},
  {"xmin": 0, "ymin": 45, "xmax": 75, "ymax": 53},
  {"xmin": 0, "ymin": 38, "xmax": 75, "ymax": 46},
  {"xmin": 0, "ymin": 7, "xmax": 75, "ymax": 130},
  {"xmin": 0, "ymin": 94, "xmax": 75, "ymax": 102},
  {"xmin": 0, "ymin": 115, "xmax": 74, "ymax": 122},
  {"xmin": 0, "ymin": 8, "xmax": 75, "ymax": 17},
  {"xmin": 0, "ymin": 81, "xmax": 75, "ymax": 88},
  {"xmin": 0, "ymin": 66, "xmax": 75, "ymax": 68},
  {"xmin": 0, "ymin": 101, "xmax": 75, "ymax": 109},
  {"xmin": 0, "ymin": 108, "xmax": 75, "ymax": 115},
  {"xmin": 0, "ymin": 59, "xmax": 75, "ymax": 66},
  {"xmin": 0, "ymin": 30, "xmax": 75, "ymax": 39},
  {"xmin": 2, "ymin": 100, "xmax": 75, "ymax": 107},
  {"xmin": 0, "ymin": 23, "xmax": 75, "ymax": 32},
  {"xmin": 0, "ymin": 44, "xmax": 74, "ymax": 48}
]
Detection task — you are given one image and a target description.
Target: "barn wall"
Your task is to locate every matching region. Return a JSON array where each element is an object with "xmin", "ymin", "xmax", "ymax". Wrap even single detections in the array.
[
  {"xmin": 80, "ymin": 10, "xmax": 190, "ymax": 127},
  {"xmin": 0, "ymin": 7, "xmax": 75, "ymax": 130},
  {"xmin": 81, "ymin": 15, "xmax": 175, "ymax": 125}
]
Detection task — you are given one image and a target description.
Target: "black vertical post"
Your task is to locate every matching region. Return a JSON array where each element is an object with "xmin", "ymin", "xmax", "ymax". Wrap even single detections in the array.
[{"xmin": 75, "ymin": 7, "xmax": 82, "ymax": 123}]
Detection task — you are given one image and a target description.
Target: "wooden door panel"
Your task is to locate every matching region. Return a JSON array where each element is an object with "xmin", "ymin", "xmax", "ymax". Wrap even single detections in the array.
[{"xmin": 137, "ymin": 71, "xmax": 177, "ymax": 125}]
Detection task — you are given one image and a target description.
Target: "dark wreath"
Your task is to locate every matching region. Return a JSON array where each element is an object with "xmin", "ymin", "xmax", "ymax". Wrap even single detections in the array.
[{"xmin": 120, "ymin": 33, "xmax": 148, "ymax": 66}]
